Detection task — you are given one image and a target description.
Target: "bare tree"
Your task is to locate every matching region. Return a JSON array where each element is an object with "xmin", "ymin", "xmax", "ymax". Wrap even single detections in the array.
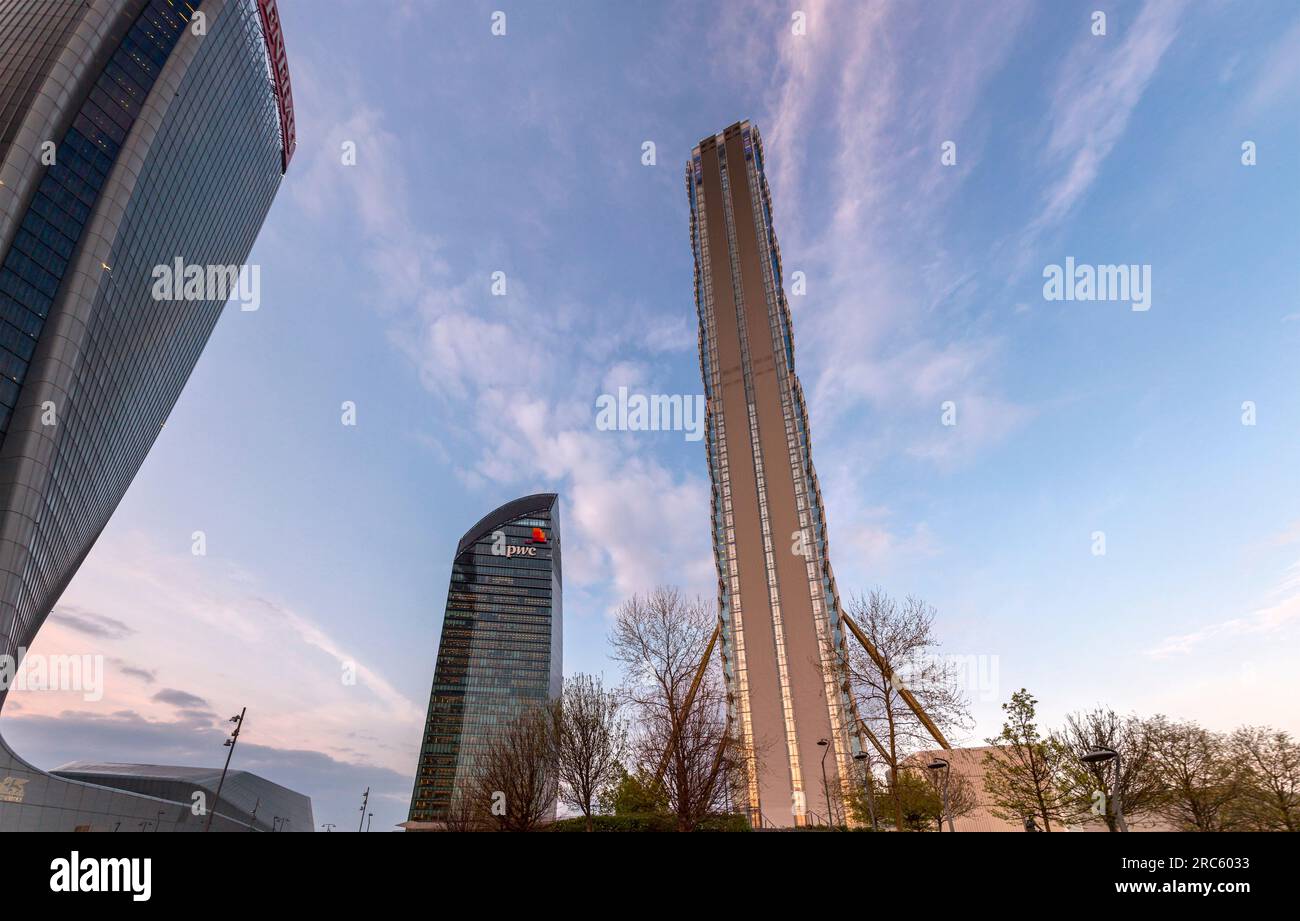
[
  {"xmin": 439, "ymin": 790, "xmax": 486, "ymax": 833},
  {"xmin": 983, "ymin": 688, "xmax": 1069, "ymax": 831},
  {"xmin": 838, "ymin": 590, "xmax": 972, "ymax": 829},
  {"xmin": 1147, "ymin": 717, "xmax": 1241, "ymax": 832},
  {"xmin": 466, "ymin": 705, "xmax": 557, "ymax": 832},
  {"xmin": 918, "ymin": 761, "xmax": 979, "ymax": 830},
  {"xmin": 552, "ymin": 673, "xmax": 627, "ymax": 831},
  {"xmin": 1228, "ymin": 726, "xmax": 1299, "ymax": 831},
  {"xmin": 1052, "ymin": 708, "xmax": 1163, "ymax": 831},
  {"xmin": 609, "ymin": 586, "xmax": 734, "ymax": 831}
]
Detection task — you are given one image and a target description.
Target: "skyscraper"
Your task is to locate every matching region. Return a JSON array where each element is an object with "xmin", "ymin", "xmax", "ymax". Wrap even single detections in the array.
[
  {"xmin": 0, "ymin": 0, "xmax": 300, "ymax": 831},
  {"xmin": 407, "ymin": 494, "xmax": 563, "ymax": 825},
  {"xmin": 688, "ymin": 121, "xmax": 862, "ymax": 827}
]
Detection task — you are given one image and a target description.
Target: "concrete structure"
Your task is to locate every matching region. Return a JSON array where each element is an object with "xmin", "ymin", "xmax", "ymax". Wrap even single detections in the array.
[
  {"xmin": 909, "ymin": 747, "xmax": 1179, "ymax": 832},
  {"xmin": 0, "ymin": 0, "xmax": 304, "ymax": 831},
  {"xmin": 51, "ymin": 762, "xmax": 313, "ymax": 832},
  {"xmin": 688, "ymin": 121, "xmax": 863, "ymax": 827},
  {"xmin": 408, "ymin": 494, "xmax": 563, "ymax": 825}
]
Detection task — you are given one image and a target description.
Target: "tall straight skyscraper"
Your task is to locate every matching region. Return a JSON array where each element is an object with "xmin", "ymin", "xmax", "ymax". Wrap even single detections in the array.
[
  {"xmin": 688, "ymin": 121, "xmax": 862, "ymax": 827},
  {"xmin": 407, "ymin": 494, "xmax": 562, "ymax": 826},
  {"xmin": 0, "ymin": 0, "xmax": 297, "ymax": 830}
]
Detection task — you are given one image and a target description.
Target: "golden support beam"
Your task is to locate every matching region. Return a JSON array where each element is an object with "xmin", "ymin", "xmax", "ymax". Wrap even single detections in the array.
[
  {"xmin": 654, "ymin": 621, "xmax": 722, "ymax": 786},
  {"xmin": 857, "ymin": 719, "xmax": 891, "ymax": 762},
  {"xmin": 839, "ymin": 611, "xmax": 951, "ymax": 751}
]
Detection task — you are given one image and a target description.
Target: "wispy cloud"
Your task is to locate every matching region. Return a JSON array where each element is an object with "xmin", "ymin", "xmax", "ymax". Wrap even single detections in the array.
[
  {"xmin": 1146, "ymin": 559, "xmax": 1300, "ymax": 658},
  {"xmin": 1029, "ymin": 0, "xmax": 1185, "ymax": 233},
  {"xmin": 755, "ymin": 1, "xmax": 1035, "ymax": 472},
  {"xmin": 21, "ymin": 532, "xmax": 424, "ymax": 776}
]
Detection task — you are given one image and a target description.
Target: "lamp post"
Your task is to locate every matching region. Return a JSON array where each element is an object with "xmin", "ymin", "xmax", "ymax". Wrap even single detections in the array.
[
  {"xmin": 816, "ymin": 739, "xmax": 834, "ymax": 827},
  {"xmin": 852, "ymin": 751, "xmax": 879, "ymax": 831},
  {"xmin": 322, "ymin": 823, "xmax": 336, "ymax": 832},
  {"xmin": 205, "ymin": 706, "xmax": 246, "ymax": 833},
  {"xmin": 1081, "ymin": 746, "xmax": 1129, "ymax": 832},
  {"xmin": 927, "ymin": 757, "xmax": 954, "ymax": 832}
]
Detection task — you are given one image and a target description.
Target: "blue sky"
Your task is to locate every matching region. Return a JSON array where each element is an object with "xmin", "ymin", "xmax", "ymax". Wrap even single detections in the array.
[{"xmin": 4, "ymin": 0, "xmax": 1299, "ymax": 833}]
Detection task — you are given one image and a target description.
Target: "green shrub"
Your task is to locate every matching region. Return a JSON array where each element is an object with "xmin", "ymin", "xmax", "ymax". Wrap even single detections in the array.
[{"xmin": 549, "ymin": 812, "xmax": 752, "ymax": 832}]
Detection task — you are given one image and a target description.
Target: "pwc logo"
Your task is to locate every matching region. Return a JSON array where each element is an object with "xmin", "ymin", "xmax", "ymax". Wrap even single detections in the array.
[{"xmin": 490, "ymin": 528, "xmax": 546, "ymax": 558}]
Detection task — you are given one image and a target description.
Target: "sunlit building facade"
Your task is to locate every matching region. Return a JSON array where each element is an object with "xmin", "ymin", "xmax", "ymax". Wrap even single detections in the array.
[
  {"xmin": 688, "ymin": 120, "xmax": 864, "ymax": 827},
  {"xmin": 408, "ymin": 493, "xmax": 563, "ymax": 824},
  {"xmin": 0, "ymin": 0, "xmax": 302, "ymax": 831}
]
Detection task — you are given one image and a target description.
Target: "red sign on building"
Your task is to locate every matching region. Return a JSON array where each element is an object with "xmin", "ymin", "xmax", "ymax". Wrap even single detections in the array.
[{"xmin": 256, "ymin": 0, "xmax": 296, "ymax": 172}]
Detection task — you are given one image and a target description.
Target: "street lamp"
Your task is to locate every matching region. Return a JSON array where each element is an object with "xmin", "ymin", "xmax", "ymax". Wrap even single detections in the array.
[
  {"xmin": 927, "ymin": 757, "xmax": 955, "ymax": 833},
  {"xmin": 205, "ymin": 707, "xmax": 246, "ymax": 833},
  {"xmin": 1081, "ymin": 746, "xmax": 1129, "ymax": 832},
  {"xmin": 852, "ymin": 751, "xmax": 878, "ymax": 831},
  {"xmin": 817, "ymin": 739, "xmax": 834, "ymax": 827}
]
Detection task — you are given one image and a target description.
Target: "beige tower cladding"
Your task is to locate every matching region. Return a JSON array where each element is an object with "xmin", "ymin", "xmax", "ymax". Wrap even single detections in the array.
[{"xmin": 687, "ymin": 121, "xmax": 863, "ymax": 827}]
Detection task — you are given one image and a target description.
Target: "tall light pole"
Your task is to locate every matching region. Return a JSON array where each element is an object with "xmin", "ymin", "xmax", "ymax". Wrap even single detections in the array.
[
  {"xmin": 928, "ymin": 757, "xmax": 954, "ymax": 832},
  {"xmin": 357, "ymin": 787, "xmax": 370, "ymax": 833},
  {"xmin": 366, "ymin": 813, "xmax": 373, "ymax": 833},
  {"xmin": 1081, "ymin": 746, "xmax": 1129, "ymax": 832},
  {"xmin": 321, "ymin": 823, "xmax": 336, "ymax": 832},
  {"xmin": 816, "ymin": 739, "xmax": 834, "ymax": 827},
  {"xmin": 205, "ymin": 706, "xmax": 245, "ymax": 833}
]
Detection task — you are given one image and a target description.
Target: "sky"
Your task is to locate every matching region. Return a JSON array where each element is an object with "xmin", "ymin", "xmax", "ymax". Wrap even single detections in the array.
[{"xmin": 3, "ymin": 0, "xmax": 1299, "ymax": 833}]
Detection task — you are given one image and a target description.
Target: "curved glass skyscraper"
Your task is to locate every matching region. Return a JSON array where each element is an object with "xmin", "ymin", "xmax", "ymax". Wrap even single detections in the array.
[
  {"xmin": 408, "ymin": 494, "xmax": 563, "ymax": 825},
  {"xmin": 0, "ymin": 0, "xmax": 301, "ymax": 831}
]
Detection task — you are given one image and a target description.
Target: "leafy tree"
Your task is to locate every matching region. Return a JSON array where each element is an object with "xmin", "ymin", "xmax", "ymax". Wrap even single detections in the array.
[
  {"xmin": 983, "ymin": 689, "xmax": 1068, "ymax": 831},
  {"xmin": 598, "ymin": 764, "xmax": 670, "ymax": 816},
  {"xmin": 852, "ymin": 763, "xmax": 977, "ymax": 831}
]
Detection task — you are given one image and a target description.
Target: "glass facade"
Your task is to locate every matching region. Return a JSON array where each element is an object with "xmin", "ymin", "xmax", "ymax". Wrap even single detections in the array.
[
  {"xmin": 0, "ymin": 0, "xmax": 199, "ymax": 438},
  {"xmin": 0, "ymin": 0, "xmax": 301, "ymax": 831},
  {"xmin": 0, "ymin": 0, "xmax": 282, "ymax": 674},
  {"xmin": 408, "ymin": 494, "xmax": 563, "ymax": 823}
]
